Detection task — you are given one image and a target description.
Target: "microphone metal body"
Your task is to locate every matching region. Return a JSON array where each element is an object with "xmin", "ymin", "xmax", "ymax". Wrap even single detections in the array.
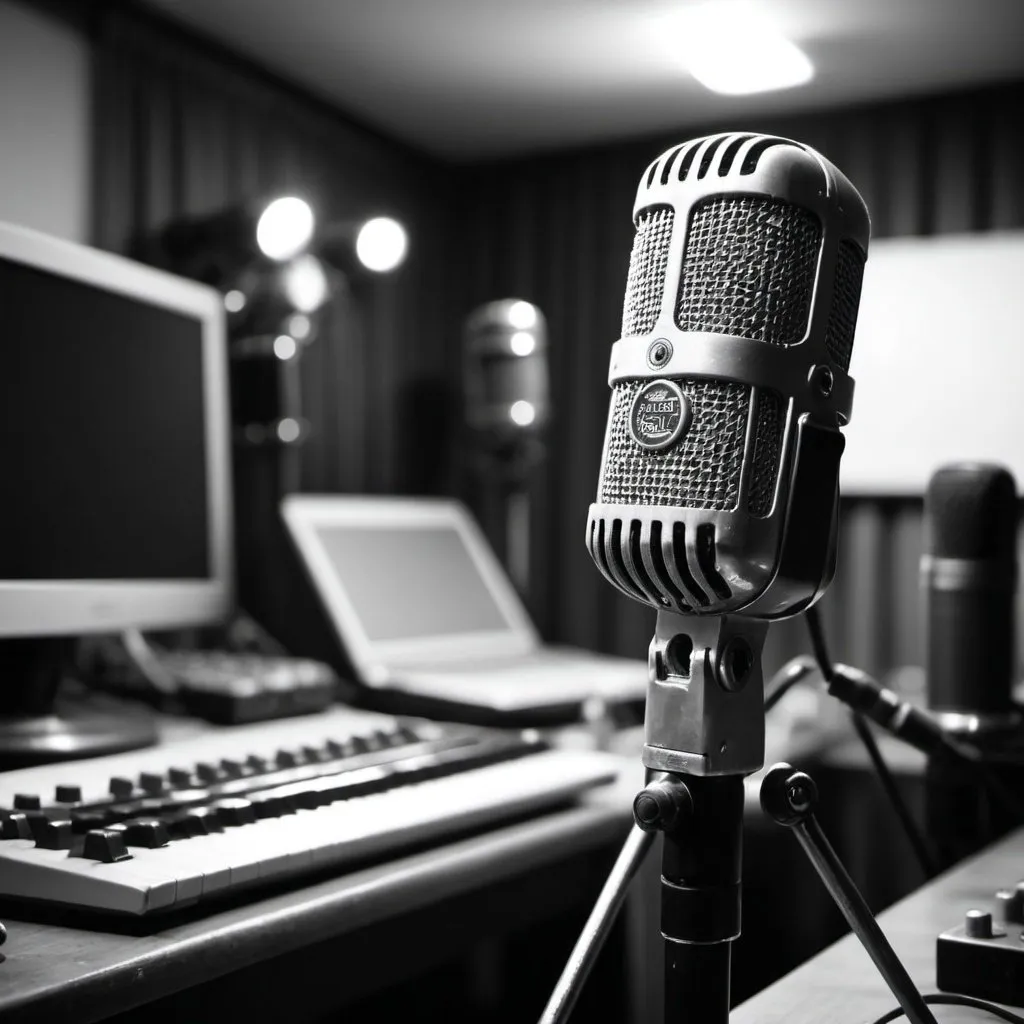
[
  {"xmin": 587, "ymin": 134, "xmax": 869, "ymax": 776},
  {"xmin": 922, "ymin": 463, "xmax": 1019, "ymax": 728}
]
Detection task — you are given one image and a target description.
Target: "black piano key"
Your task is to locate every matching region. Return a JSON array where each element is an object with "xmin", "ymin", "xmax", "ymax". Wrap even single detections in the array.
[
  {"xmin": 110, "ymin": 818, "xmax": 170, "ymax": 848},
  {"xmin": 13, "ymin": 794, "xmax": 41, "ymax": 811},
  {"xmin": 162, "ymin": 809, "xmax": 209, "ymax": 838},
  {"xmin": 219, "ymin": 759, "xmax": 247, "ymax": 778},
  {"xmin": 109, "ymin": 777, "xmax": 135, "ymax": 798},
  {"xmin": 80, "ymin": 829, "xmax": 133, "ymax": 863},
  {"xmin": 25, "ymin": 812, "xmax": 50, "ymax": 841},
  {"xmin": 274, "ymin": 749, "xmax": 300, "ymax": 768},
  {"xmin": 138, "ymin": 773, "xmax": 165, "ymax": 795},
  {"xmin": 71, "ymin": 810, "xmax": 112, "ymax": 833},
  {"xmin": 55, "ymin": 785, "xmax": 83, "ymax": 804},
  {"xmin": 244, "ymin": 754, "xmax": 269, "ymax": 772},
  {"xmin": 249, "ymin": 792, "xmax": 298, "ymax": 819},
  {"xmin": 36, "ymin": 820, "xmax": 74, "ymax": 850},
  {"xmin": 0, "ymin": 812, "xmax": 32, "ymax": 840},
  {"xmin": 300, "ymin": 745, "xmax": 327, "ymax": 763},
  {"xmin": 210, "ymin": 798, "xmax": 257, "ymax": 826},
  {"xmin": 195, "ymin": 762, "xmax": 228, "ymax": 784},
  {"xmin": 188, "ymin": 806, "xmax": 225, "ymax": 833},
  {"xmin": 168, "ymin": 767, "xmax": 195, "ymax": 788}
]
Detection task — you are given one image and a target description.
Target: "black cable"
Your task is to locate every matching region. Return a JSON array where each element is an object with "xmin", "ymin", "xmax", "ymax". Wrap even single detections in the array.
[
  {"xmin": 869, "ymin": 992, "xmax": 1024, "ymax": 1024},
  {"xmin": 763, "ymin": 655, "xmax": 818, "ymax": 713},
  {"xmin": 805, "ymin": 604, "xmax": 836, "ymax": 679},
  {"xmin": 804, "ymin": 606, "xmax": 938, "ymax": 881},
  {"xmin": 848, "ymin": 709, "xmax": 938, "ymax": 879}
]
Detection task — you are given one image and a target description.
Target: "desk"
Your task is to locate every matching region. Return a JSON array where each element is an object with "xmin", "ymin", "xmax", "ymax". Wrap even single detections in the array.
[{"xmin": 732, "ymin": 826, "xmax": 1024, "ymax": 1024}]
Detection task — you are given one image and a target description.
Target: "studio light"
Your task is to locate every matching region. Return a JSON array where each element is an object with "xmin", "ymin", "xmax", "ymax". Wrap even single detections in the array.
[
  {"xmin": 355, "ymin": 216, "xmax": 408, "ymax": 273},
  {"xmin": 255, "ymin": 197, "xmax": 316, "ymax": 261},
  {"xmin": 676, "ymin": 4, "xmax": 814, "ymax": 96}
]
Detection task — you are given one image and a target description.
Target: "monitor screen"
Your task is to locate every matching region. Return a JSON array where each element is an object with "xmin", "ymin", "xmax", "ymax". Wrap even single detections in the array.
[
  {"xmin": 0, "ymin": 222, "xmax": 231, "ymax": 637},
  {"xmin": 0, "ymin": 255, "xmax": 209, "ymax": 581},
  {"xmin": 312, "ymin": 523, "xmax": 513, "ymax": 642}
]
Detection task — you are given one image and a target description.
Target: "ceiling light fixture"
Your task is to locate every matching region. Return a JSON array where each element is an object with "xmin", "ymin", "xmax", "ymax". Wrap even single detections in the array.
[{"xmin": 678, "ymin": 5, "xmax": 814, "ymax": 96}]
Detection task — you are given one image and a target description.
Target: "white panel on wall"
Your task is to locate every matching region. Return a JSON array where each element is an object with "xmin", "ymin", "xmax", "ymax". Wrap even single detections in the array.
[
  {"xmin": 0, "ymin": 1, "xmax": 90, "ymax": 243},
  {"xmin": 841, "ymin": 230, "xmax": 1024, "ymax": 495}
]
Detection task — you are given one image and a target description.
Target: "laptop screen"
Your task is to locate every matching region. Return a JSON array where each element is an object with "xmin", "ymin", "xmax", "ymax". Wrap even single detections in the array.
[{"xmin": 312, "ymin": 522, "xmax": 515, "ymax": 643}]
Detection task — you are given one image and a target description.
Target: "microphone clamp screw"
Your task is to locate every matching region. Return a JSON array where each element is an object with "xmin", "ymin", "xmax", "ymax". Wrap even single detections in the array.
[
  {"xmin": 809, "ymin": 364, "xmax": 834, "ymax": 397},
  {"xmin": 647, "ymin": 339, "xmax": 673, "ymax": 368}
]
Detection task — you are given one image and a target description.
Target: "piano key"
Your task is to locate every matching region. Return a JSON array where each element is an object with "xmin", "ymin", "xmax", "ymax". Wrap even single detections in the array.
[
  {"xmin": 35, "ymin": 820, "xmax": 74, "ymax": 850},
  {"xmin": 80, "ymin": 829, "xmax": 133, "ymax": 863},
  {"xmin": 13, "ymin": 794, "xmax": 41, "ymax": 810},
  {"xmin": 55, "ymin": 785, "xmax": 82, "ymax": 804},
  {"xmin": 109, "ymin": 777, "xmax": 135, "ymax": 799},
  {"xmin": 0, "ymin": 813, "xmax": 33, "ymax": 840},
  {"xmin": 109, "ymin": 818, "xmax": 171, "ymax": 848},
  {"xmin": 138, "ymin": 773, "xmax": 165, "ymax": 794}
]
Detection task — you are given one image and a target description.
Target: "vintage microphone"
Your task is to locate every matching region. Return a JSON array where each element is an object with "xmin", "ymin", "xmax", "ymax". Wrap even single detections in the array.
[{"xmin": 542, "ymin": 131, "xmax": 876, "ymax": 1023}]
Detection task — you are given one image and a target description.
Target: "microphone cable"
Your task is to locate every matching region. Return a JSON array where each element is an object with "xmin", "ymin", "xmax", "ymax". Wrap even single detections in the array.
[
  {"xmin": 869, "ymin": 992, "xmax": 1024, "ymax": 1024},
  {"xmin": 804, "ymin": 605, "xmax": 938, "ymax": 880}
]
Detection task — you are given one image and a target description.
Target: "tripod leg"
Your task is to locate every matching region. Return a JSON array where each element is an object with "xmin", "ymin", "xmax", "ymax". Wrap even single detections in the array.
[
  {"xmin": 761, "ymin": 764, "xmax": 938, "ymax": 1024},
  {"xmin": 539, "ymin": 824, "xmax": 656, "ymax": 1024}
]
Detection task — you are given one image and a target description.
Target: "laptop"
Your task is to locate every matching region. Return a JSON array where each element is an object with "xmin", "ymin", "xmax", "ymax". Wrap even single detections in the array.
[{"xmin": 281, "ymin": 495, "xmax": 648, "ymax": 722}]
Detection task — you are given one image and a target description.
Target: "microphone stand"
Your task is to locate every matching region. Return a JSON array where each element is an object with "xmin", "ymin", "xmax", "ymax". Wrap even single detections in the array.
[{"xmin": 540, "ymin": 611, "xmax": 938, "ymax": 1024}]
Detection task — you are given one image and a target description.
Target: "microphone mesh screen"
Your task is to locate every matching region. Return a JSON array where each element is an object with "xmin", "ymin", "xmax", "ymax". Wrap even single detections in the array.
[
  {"xmin": 748, "ymin": 390, "xmax": 784, "ymax": 517},
  {"xmin": 825, "ymin": 240, "xmax": 865, "ymax": 371},
  {"xmin": 676, "ymin": 197, "xmax": 820, "ymax": 345},
  {"xmin": 600, "ymin": 379, "xmax": 748, "ymax": 510},
  {"xmin": 622, "ymin": 206, "xmax": 674, "ymax": 337}
]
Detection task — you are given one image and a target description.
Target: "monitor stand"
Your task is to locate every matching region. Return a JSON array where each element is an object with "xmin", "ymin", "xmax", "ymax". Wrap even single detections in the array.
[{"xmin": 0, "ymin": 638, "xmax": 157, "ymax": 771}]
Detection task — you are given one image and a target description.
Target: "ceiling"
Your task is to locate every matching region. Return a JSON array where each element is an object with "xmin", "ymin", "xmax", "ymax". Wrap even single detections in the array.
[{"xmin": 142, "ymin": 0, "xmax": 1024, "ymax": 161}]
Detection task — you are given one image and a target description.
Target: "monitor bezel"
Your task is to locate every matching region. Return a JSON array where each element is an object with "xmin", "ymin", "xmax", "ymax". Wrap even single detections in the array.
[
  {"xmin": 0, "ymin": 221, "xmax": 233, "ymax": 637},
  {"xmin": 280, "ymin": 495, "xmax": 540, "ymax": 685}
]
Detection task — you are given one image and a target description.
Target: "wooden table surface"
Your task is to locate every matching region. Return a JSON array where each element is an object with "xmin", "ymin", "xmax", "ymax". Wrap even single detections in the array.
[{"xmin": 732, "ymin": 826, "xmax": 1024, "ymax": 1024}]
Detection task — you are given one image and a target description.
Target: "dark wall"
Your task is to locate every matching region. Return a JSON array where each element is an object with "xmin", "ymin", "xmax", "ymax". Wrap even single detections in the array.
[
  {"xmin": 79, "ymin": 1, "xmax": 465, "ymax": 652},
  {"xmin": 452, "ymin": 81, "xmax": 1024, "ymax": 681}
]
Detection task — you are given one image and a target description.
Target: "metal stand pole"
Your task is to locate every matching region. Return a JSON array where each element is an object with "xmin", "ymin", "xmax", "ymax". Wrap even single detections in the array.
[{"xmin": 661, "ymin": 775, "xmax": 744, "ymax": 1024}]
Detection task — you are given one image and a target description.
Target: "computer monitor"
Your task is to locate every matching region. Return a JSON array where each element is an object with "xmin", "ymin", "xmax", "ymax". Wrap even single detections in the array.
[{"xmin": 0, "ymin": 221, "xmax": 232, "ymax": 762}]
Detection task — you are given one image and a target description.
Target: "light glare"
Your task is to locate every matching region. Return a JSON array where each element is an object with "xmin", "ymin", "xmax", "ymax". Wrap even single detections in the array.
[
  {"xmin": 356, "ymin": 217, "xmax": 408, "ymax": 273},
  {"xmin": 273, "ymin": 335, "xmax": 297, "ymax": 360},
  {"xmin": 508, "ymin": 301, "xmax": 538, "ymax": 329},
  {"xmin": 287, "ymin": 313, "xmax": 312, "ymax": 340},
  {"xmin": 224, "ymin": 289, "xmax": 246, "ymax": 313},
  {"xmin": 678, "ymin": 6, "xmax": 813, "ymax": 96},
  {"xmin": 510, "ymin": 331, "xmax": 536, "ymax": 356},
  {"xmin": 281, "ymin": 254, "xmax": 330, "ymax": 313},
  {"xmin": 277, "ymin": 417, "xmax": 302, "ymax": 443},
  {"xmin": 256, "ymin": 197, "xmax": 315, "ymax": 261},
  {"xmin": 510, "ymin": 400, "xmax": 536, "ymax": 427}
]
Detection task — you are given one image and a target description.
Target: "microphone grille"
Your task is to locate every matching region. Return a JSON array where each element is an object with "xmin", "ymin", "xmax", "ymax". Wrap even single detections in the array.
[
  {"xmin": 622, "ymin": 206, "xmax": 674, "ymax": 337},
  {"xmin": 676, "ymin": 196, "xmax": 820, "ymax": 345},
  {"xmin": 926, "ymin": 463, "xmax": 1018, "ymax": 560},
  {"xmin": 748, "ymin": 390, "xmax": 785, "ymax": 517},
  {"xmin": 600, "ymin": 378, "xmax": 749, "ymax": 511},
  {"xmin": 824, "ymin": 240, "xmax": 866, "ymax": 372}
]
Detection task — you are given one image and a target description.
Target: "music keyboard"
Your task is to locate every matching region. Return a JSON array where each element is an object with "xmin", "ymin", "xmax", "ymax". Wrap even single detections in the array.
[{"xmin": 0, "ymin": 708, "xmax": 619, "ymax": 916}]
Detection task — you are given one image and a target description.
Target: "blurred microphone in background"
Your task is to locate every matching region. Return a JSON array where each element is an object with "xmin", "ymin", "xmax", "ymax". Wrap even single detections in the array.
[
  {"xmin": 923, "ymin": 462, "xmax": 1023, "ymax": 864},
  {"xmin": 463, "ymin": 298, "xmax": 549, "ymax": 594}
]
